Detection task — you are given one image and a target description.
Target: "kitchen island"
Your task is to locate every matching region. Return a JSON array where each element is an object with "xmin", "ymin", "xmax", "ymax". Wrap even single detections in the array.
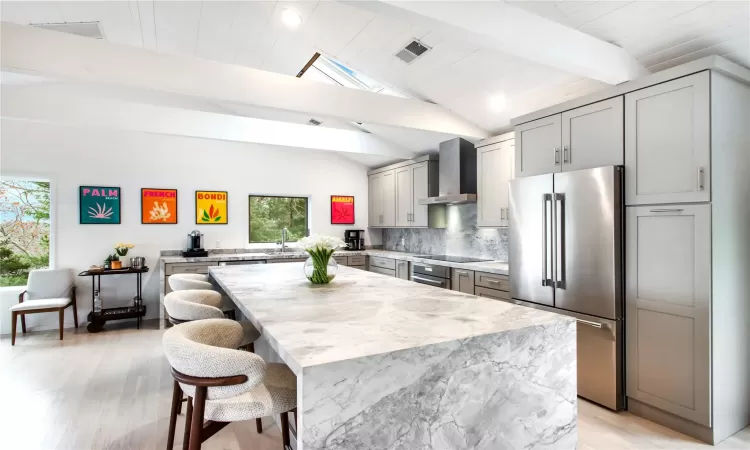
[{"xmin": 210, "ymin": 263, "xmax": 576, "ymax": 450}]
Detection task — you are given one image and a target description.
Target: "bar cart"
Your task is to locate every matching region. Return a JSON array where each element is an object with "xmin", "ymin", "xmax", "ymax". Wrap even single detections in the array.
[{"xmin": 77, "ymin": 267, "xmax": 148, "ymax": 332}]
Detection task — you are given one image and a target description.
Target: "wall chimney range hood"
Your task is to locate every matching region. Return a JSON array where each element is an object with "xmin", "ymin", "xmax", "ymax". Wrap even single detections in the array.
[{"xmin": 419, "ymin": 137, "xmax": 477, "ymax": 205}]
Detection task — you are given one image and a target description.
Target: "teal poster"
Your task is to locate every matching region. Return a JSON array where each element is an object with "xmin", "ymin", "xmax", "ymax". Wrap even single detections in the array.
[{"xmin": 80, "ymin": 186, "xmax": 121, "ymax": 224}]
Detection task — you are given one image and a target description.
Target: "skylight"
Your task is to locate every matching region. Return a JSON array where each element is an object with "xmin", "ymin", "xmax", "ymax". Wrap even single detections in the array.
[{"xmin": 301, "ymin": 54, "xmax": 411, "ymax": 99}]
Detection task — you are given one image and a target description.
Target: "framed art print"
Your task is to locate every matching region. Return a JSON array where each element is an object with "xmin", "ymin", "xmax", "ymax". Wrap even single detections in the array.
[
  {"xmin": 141, "ymin": 188, "xmax": 177, "ymax": 224},
  {"xmin": 80, "ymin": 186, "xmax": 121, "ymax": 224},
  {"xmin": 331, "ymin": 195, "xmax": 354, "ymax": 224},
  {"xmin": 195, "ymin": 190, "xmax": 228, "ymax": 224}
]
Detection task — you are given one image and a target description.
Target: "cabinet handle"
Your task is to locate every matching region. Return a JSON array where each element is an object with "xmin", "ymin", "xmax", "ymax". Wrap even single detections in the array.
[
  {"xmin": 553, "ymin": 147, "xmax": 560, "ymax": 165},
  {"xmin": 486, "ymin": 279, "xmax": 501, "ymax": 284},
  {"xmin": 576, "ymin": 319, "xmax": 603, "ymax": 329},
  {"xmin": 697, "ymin": 167, "xmax": 704, "ymax": 191},
  {"xmin": 563, "ymin": 146, "xmax": 569, "ymax": 164},
  {"xmin": 650, "ymin": 208, "xmax": 684, "ymax": 213}
]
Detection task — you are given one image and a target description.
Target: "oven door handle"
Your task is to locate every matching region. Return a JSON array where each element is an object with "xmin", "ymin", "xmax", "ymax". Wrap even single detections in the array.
[{"xmin": 411, "ymin": 276, "xmax": 444, "ymax": 286}]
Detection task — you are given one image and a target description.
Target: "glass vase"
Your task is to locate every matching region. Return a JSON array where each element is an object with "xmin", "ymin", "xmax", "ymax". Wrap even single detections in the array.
[{"xmin": 304, "ymin": 255, "xmax": 338, "ymax": 284}]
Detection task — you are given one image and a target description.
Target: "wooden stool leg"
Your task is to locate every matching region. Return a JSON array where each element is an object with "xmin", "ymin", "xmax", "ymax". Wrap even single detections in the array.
[
  {"xmin": 281, "ymin": 412, "xmax": 290, "ymax": 449},
  {"xmin": 255, "ymin": 418, "xmax": 262, "ymax": 434},
  {"xmin": 20, "ymin": 314, "xmax": 26, "ymax": 333},
  {"xmin": 189, "ymin": 387, "xmax": 206, "ymax": 450},
  {"xmin": 182, "ymin": 397, "xmax": 193, "ymax": 450},
  {"xmin": 58, "ymin": 309, "xmax": 64, "ymax": 340},
  {"xmin": 177, "ymin": 392, "xmax": 184, "ymax": 415},
  {"xmin": 11, "ymin": 311, "xmax": 17, "ymax": 346},
  {"xmin": 167, "ymin": 380, "xmax": 181, "ymax": 449}
]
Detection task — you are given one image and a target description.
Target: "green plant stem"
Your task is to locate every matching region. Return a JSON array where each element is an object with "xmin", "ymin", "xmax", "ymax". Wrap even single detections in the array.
[{"xmin": 307, "ymin": 249, "xmax": 333, "ymax": 284}]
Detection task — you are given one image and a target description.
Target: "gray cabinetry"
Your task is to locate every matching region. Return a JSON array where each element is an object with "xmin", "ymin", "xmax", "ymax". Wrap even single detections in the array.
[
  {"xmin": 561, "ymin": 96, "xmax": 624, "ymax": 172},
  {"xmin": 367, "ymin": 156, "xmax": 438, "ymax": 228},
  {"xmin": 451, "ymin": 269, "xmax": 475, "ymax": 294},
  {"xmin": 515, "ymin": 114, "xmax": 561, "ymax": 177},
  {"xmin": 348, "ymin": 255, "xmax": 366, "ymax": 269},
  {"xmin": 395, "ymin": 260, "xmax": 409, "ymax": 280},
  {"xmin": 626, "ymin": 204, "xmax": 711, "ymax": 426},
  {"xmin": 477, "ymin": 136, "xmax": 514, "ymax": 227},
  {"xmin": 164, "ymin": 262, "xmax": 218, "ymax": 295},
  {"xmin": 475, "ymin": 286, "xmax": 510, "ymax": 301},
  {"xmin": 625, "ymin": 71, "xmax": 710, "ymax": 205},
  {"xmin": 369, "ymin": 266, "xmax": 395, "ymax": 277}
]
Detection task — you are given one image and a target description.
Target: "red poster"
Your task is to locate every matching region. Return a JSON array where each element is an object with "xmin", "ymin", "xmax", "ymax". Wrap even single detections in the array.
[{"xmin": 331, "ymin": 195, "xmax": 354, "ymax": 224}]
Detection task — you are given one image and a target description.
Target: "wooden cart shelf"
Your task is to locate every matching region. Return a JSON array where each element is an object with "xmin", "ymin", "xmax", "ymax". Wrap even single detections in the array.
[{"xmin": 78, "ymin": 267, "xmax": 149, "ymax": 333}]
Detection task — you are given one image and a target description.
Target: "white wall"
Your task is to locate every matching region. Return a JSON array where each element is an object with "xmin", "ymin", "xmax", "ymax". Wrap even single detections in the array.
[{"xmin": 0, "ymin": 119, "xmax": 377, "ymax": 334}]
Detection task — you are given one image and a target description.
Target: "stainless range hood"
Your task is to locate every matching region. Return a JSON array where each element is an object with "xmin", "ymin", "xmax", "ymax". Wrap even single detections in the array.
[{"xmin": 419, "ymin": 137, "xmax": 477, "ymax": 205}]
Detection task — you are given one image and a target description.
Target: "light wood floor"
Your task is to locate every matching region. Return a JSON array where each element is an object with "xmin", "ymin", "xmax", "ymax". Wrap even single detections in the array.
[{"xmin": 2, "ymin": 320, "xmax": 748, "ymax": 450}]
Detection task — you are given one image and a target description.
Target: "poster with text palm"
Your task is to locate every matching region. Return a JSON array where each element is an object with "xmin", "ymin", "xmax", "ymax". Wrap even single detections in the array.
[
  {"xmin": 195, "ymin": 191, "xmax": 227, "ymax": 224},
  {"xmin": 80, "ymin": 186, "xmax": 121, "ymax": 224}
]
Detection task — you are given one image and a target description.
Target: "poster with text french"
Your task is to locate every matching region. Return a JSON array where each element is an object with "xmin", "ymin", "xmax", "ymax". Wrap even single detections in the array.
[
  {"xmin": 141, "ymin": 188, "xmax": 177, "ymax": 224},
  {"xmin": 80, "ymin": 186, "xmax": 121, "ymax": 224},
  {"xmin": 195, "ymin": 191, "xmax": 228, "ymax": 224}
]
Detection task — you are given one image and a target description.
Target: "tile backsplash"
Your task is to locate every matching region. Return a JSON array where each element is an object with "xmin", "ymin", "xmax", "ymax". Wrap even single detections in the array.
[{"xmin": 382, "ymin": 204, "xmax": 509, "ymax": 261}]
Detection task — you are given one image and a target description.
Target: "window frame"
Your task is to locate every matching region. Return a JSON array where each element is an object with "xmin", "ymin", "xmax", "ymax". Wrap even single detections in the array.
[
  {"xmin": 0, "ymin": 174, "xmax": 54, "ymax": 287},
  {"xmin": 247, "ymin": 194, "xmax": 310, "ymax": 244}
]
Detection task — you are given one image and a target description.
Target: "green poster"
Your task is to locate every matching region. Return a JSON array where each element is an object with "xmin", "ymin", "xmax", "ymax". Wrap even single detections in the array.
[{"xmin": 80, "ymin": 186, "xmax": 121, "ymax": 224}]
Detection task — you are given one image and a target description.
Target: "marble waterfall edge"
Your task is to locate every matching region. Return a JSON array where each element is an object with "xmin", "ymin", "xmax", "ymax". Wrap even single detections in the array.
[{"xmin": 301, "ymin": 320, "xmax": 577, "ymax": 450}]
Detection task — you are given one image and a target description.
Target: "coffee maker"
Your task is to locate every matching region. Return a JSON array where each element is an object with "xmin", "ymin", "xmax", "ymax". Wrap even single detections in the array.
[
  {"xmin": 344, "ymin": 230, "xmax": 365, "ymax": 251},
  {"xmin": 182, "ymin": 230, "xmax": 208, "ymax": 257}
]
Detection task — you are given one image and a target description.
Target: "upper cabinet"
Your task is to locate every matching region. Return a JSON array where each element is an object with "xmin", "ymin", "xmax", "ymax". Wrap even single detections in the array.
[
  {"xmin": 625, "ymin": 72, "xmax": 710, "ymax": 205},
  {"xmin": 515, "ymin": 114, "xmax": 561, "ymax": 177},
  {"xmin": 368, "ymin": 157, "xmax": 437, "ymax": 228},
  {"xmin": 562, "ymin": 97, "xmax": 624, "ymax": 172},
  {"xmin": 515, "ymin": 97, "xmax": 624, "ymax": 177},
  {"xmin": 477, "ymin": 136, "xmax": 514, "ymax": 227}
]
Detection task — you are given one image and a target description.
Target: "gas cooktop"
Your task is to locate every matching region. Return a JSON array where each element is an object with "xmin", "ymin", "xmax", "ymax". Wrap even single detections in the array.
[{"xmin": 414, "ymin": 255, "xmax": 493, "ymax": 263}]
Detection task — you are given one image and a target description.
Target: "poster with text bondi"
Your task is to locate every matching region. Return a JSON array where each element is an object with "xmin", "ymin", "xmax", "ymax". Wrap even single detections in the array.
[
  {"xmin": 195, "ymin": 191, "xmax": 228, "ymax": 224},
  {"xmin": 80, "ymin": 186, "xmax": 121, "ymax": 224},
  {"xmin": 141, "ymin": 188, "xmax": 177, "ymax": 224}
]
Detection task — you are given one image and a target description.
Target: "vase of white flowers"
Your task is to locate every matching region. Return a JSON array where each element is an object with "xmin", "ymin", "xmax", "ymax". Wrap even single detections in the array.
[{"xmin": 298, "ymin": 235, "xmax": 346, "ymax": 284}]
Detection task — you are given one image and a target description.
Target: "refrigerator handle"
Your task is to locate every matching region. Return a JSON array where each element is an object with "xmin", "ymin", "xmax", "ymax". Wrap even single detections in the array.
[
  {"xmin": 555, "ymin": 193, "xmax": 566, "ymax": 289},
  {"xmin": 542, "ymin": 193, "xmax": 552, "ymax": 286}
]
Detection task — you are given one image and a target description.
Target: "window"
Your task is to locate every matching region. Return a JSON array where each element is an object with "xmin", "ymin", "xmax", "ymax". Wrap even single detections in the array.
[
  {"xmin": 301, "ymin": 53, "xmax": 412, "ymax": 99},
  {"xmin": 249, "ymin": 196, "xmax": 308, "ymax": 244},
  {"xmin": 0, "ymin": 179, "xmax": 51, "ymax": 286}
]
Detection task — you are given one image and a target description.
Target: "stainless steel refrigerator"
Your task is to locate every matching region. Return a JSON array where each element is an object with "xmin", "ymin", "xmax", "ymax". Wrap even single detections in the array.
[{"xmin": 509, "ymin": 166, "xmax": 624, "ymax": 410}]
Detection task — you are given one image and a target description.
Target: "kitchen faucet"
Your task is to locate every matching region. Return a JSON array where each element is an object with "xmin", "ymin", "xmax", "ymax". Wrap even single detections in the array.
[{"xmin": 280, "ymin": 227, "xmax": 288, "ymax": 253}]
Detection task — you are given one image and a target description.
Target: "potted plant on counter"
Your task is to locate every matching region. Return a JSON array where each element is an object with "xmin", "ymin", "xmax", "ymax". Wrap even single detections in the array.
[{"xmin": 299, "ymin": 235, "xmax": 346, "ymax": 284}]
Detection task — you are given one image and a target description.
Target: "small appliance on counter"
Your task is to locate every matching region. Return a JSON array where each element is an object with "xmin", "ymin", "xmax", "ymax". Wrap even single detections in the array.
[
  {"xmin": 182, "ymin": 230, "xmax": 208, "ymax": 257},
  {"xmin": 130, "ymin": 256, "xmax": 146, "ymax": 269},
  {"xmin": 344, "ymin": 230, "xmax": 365, "ymax": 250}
]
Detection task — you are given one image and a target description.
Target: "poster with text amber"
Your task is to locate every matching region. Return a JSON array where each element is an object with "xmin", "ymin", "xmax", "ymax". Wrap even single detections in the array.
[
  {"xmin": 141, "ymin": 188, "xmax": 177, "ymax": 224},
  {"xmin": 331, "ymin": 195, "xmax": 354, "ymax": 224},
  {"xmin": 195, "ymin": 191, "xmax": 228, "ymax": 224}
]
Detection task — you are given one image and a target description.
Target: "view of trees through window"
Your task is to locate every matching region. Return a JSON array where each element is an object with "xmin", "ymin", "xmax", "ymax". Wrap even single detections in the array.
[
  {"xmin": 0, "ymin": 180, "xmax": 51, "ymax": 286},
  {"xmin": 249, "ymin": 196, "xmax": 308, "ymax": 244}
]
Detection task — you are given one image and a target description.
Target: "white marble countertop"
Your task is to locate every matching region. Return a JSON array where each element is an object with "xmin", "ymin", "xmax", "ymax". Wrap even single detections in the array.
[
  {"xmin": 161, "ymin": 249, "xmax": 509, "ymax": 275},
  {"xmin": 209, "ymin": 263, "xmax": 566, "ymax": 374}
]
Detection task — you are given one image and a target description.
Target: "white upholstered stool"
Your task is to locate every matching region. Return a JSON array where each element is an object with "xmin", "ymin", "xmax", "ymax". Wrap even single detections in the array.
[
  {"xmin": 168, "ymin": 273, "xmax": 213, "ymax": 291},
  {"xmin": 163, "ymin": 319, "xmax": 297, "ymax": 450}
]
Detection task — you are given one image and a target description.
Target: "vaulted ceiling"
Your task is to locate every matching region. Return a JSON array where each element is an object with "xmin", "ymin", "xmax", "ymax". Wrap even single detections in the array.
[{"xmin": 2, "ymin": 1, "xmax": 749, "ymax": 150}]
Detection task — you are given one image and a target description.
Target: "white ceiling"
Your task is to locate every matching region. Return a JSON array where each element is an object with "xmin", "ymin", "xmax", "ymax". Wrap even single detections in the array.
[{"xmin": 1, "ymin": 0, "xmax": 748, "ymax": 137}]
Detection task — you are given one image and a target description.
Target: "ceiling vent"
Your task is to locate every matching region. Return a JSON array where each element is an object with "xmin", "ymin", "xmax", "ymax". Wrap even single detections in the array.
[
  {"xmin": 395, "ymin": 39, "xmax": 430, "ymax": 64},
  {"xmin": 33, "ymin": 22, "xmax": 104, "ymax": 39},
  {"xmin": 307, "ymin": 118, "xmax": 322, "ymax": 126}
]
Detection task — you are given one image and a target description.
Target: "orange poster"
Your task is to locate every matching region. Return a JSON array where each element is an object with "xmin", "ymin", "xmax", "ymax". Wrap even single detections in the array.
[
  {"xmin": 195, "ymin": 190, "xmax": 228, "ymax": 224},
  {"xmin": 141, "ymin": 188, "xmax": 178, "ymax": 224}
]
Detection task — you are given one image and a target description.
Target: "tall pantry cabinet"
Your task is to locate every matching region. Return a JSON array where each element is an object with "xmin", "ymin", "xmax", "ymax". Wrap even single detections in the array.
[{"xmin": 624, "ymin": 70, "xmax": 750, "ymax": 444}]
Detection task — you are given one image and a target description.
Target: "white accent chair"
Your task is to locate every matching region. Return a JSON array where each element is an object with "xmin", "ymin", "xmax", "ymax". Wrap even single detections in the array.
[
  {"xmin": 10, "ymin": 268, "xmax": 77, "ymax": 345},
  {"xmin": 168, "ymin": 273, "xmax": 213, "ymax": 291},
  {"xmin": 163, "ymin": 319, "xmax": 297, "ymax": 450}
]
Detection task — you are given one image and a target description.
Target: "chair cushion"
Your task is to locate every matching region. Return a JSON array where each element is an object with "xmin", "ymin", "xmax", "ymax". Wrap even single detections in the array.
[
  {"xmin": 203, "ymin": 363, "xmax": 297, "ymax": 422},
  {"xmin": 10, "ymin": 297, "xmax": 72, "ymax": 311},
  {"xmin": 168, "ymin": 273, "xmax": 212, "ymax": 291},
  {"xmin": 26, "ymin": 269, "xmax": 73, "ymax": 300},
  {"xmin": 164, "ymin": 290, "xmax": 224, "ymax": 321}
]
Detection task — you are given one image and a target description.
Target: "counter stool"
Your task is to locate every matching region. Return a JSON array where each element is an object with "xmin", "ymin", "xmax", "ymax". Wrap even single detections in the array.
[
  {"xmin": 168, "ymin": 274, "xmax": 237, "ymax": 319},
  {"xmin": 163, "ymin": 319, "xmax": 297, "ymax": 450}
]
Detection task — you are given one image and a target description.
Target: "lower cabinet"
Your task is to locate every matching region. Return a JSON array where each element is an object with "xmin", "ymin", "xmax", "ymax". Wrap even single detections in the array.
[
  {"xmin": 473, "ymin": 272, "xmax": 510, "ymax": 300},
  {"xmin": 475, "ymin": 286, "xmax": 510, "ymax": 301},
  {"xmin": 395, "ymin": 260, "xmax": 409, "ymax": 280},
  {"xmin": 370, "ymin": 266, "xmax": 395, "ymax": 277},
  {"xmin": 451, "ymin": 269, "xmax": 475, "ymax": 294},
  {"xmin": 626, "ymin": 204, "xmax": 711, "ymax": 427}
]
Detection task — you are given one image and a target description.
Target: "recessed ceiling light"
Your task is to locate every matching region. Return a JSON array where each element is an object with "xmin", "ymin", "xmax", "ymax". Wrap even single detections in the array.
[
  {"xmin": 281, "ymin": 9, "xmax": 303, "ymax": 29},
  {"xmin": 488, "ymin": 92, "xmax": 507, "ymax": 112}
]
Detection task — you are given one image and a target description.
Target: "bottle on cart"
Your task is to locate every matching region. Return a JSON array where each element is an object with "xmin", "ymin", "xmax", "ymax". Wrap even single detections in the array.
[{"xmin": 94, "ymin": 289, "xmax": 102, "ymax": 313}]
